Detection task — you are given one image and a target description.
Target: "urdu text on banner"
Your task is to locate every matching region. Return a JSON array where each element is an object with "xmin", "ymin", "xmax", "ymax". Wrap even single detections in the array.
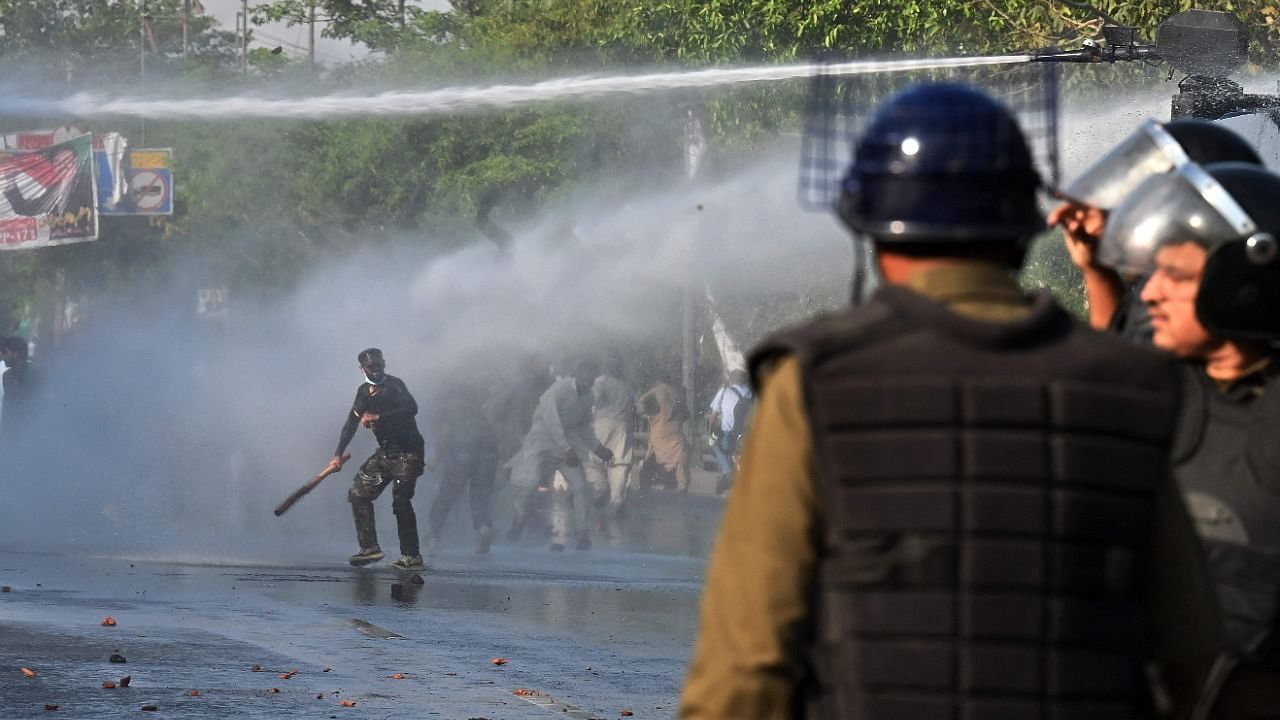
[{"xmin": 0, "ymin": 133, "xmax": 98, "ymax": 251}]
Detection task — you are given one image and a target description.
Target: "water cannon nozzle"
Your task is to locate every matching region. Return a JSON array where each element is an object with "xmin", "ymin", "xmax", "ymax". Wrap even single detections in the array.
[{"xmin": 1031, "ymin": 37, "xmax": 1156, "ymax": 64}]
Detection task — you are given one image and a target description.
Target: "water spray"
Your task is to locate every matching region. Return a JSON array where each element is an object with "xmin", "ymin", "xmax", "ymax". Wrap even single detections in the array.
[{"xmin": 0, "ymin": 55, "xmax": 1030, "ymax": 122}]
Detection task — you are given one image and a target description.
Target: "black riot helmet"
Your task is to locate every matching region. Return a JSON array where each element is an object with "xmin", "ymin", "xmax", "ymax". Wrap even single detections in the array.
[
  {"xmin": 837, "ymin": 83, "xmax": 1044, "ymax": 244},
  {"xmin": 1196, "ymin": 163, "xmax": 1280, "ymax": 341},
  {"xmin": 1165, "ymin": 119, "xmax": 1262, "ymax": 166}
]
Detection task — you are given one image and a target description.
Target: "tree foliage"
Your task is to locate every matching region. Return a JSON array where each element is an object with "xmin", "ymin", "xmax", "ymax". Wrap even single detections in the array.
[
  {"xmin": 0, "ymin": 0, "xmax": 238, "ymax": 84},
  {"xmin": 7, "ymin": 0, "xmax": 1280, "ymax": 337}
]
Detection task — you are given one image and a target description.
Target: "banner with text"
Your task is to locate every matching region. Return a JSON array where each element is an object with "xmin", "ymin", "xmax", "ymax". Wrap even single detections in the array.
[{"xmin": 0, "ymin": 134, "xmax": 98, "ymax": 251}]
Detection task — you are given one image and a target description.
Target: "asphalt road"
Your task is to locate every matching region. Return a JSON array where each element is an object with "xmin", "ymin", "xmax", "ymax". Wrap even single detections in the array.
[{"xmin": 0, "ymin": 491, "xmax": 723, "ymax": 719}]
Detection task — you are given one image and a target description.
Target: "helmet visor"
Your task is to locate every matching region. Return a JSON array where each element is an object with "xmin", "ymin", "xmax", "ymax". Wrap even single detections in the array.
[
  {"xmin": 1098, "ymin": 162, "xmax": 1258, "ymax": 275},
  {"xmin": 1062, "ymin": 119, "xmax": 1189, "ymax": 210}
]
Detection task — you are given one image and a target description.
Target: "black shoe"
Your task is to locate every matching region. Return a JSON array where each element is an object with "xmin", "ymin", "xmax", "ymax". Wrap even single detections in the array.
[
  {"xmin": 476, "ymin": 526, "xmax": 492, "ymax": 555},
  {"xmin": 348, "ymin": 547, "xmax": 385, "ymax": 567},
  {"xmin": 548, "ymin": 543, "xmax": 566, "ymax": 552},
  {"xmin": 715, "ymin": 475, "xmax": 732, "ymax": 495},
  {"xmin": 506, "ymin": 519, "xmax": 525, "ymax": 543}
]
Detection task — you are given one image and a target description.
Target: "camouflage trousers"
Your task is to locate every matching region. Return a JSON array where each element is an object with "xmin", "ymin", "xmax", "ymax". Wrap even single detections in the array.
[{"xmin": 349, "ymin": 449, "xmax": 425, "ymax": 557}]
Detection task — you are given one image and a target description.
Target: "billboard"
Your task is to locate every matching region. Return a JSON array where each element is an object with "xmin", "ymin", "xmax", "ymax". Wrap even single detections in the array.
[
  {"xmin": 0, "ymin": 134, "xmax": 98, "ymax": 251},
  {"xmin": 0, "ymin": 128, "xmax": 173, "ymax": 218}
]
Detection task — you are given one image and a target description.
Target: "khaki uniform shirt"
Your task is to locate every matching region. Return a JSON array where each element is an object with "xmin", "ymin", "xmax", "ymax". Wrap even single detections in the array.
[{"xmin": 680, "ymin": 263, "xmax": 1219, "ymax": 719}]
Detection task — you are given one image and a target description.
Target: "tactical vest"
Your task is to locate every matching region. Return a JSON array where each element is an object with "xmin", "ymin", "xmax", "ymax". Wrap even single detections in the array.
[
  {"xmin": 1174, "ymin": 361, "xmax": 1280, "ymax": 663},
  {"xmin": 753, "ymin": 286, "xmax": 1180, "ymax": 720}
]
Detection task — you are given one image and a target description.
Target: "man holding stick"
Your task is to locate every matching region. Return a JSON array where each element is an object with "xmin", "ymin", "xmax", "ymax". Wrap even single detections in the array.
[{"xmin": 329, "ymin": 348, "xmax": 426, "ymax": 569}]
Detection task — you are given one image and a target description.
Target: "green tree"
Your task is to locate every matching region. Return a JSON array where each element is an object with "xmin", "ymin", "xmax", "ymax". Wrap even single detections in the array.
[
  {"xmin": 9, "ymin": 0, "xmax": 1280, "ymax": 337},
  {"xmin": 0, "ymin": 0, "xmax": 238, "ymax": 84}
]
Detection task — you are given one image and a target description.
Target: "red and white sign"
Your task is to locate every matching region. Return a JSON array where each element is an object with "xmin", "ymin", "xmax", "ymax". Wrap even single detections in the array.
[{"xmin": 0, "ymin": 134, "xmax": 98, "ymax": 251}]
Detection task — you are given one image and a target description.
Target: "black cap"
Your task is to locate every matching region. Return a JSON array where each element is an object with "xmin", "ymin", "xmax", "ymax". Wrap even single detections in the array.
[{"xmin": 358, "ymin": 348, "xmax": 384, "ymax": 367}]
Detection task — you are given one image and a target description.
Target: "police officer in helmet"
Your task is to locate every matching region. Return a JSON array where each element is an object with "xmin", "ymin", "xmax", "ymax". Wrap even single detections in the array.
[
  {"xmin": 680, "ymin": 84, "xmax": 1216, "ymax": 719},
  {"xmin": 1050, "ymin": 118, "xmax": 1262, "ymax": 341},
  {"xmin": 1099, "ymin": 161, "xmax": 1280, "ymax": 719}
]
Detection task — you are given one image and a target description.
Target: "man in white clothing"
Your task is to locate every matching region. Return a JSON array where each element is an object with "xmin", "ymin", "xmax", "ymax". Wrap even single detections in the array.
[
  {"xmin": 586, "ymin": 367, "xmax": 635, "ymax": 539},
  {"xmin": 507, "ymin": 359, "xmax": 612, "ymax": 551},
  {"xmin": 707, "ymin": 369, "xmax": 752, "ymax": 495}
]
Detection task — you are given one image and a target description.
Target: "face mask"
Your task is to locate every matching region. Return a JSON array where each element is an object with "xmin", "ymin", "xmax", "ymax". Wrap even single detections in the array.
[{"xmin": 363, "ymin": 368, "xmax": 386, "ymax": 385}]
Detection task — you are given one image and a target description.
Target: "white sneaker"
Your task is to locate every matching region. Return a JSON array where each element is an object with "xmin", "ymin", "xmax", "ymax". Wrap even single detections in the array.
[{"xmin": 390, "ymin": 555, "xmax": 425, "ymax": 571}]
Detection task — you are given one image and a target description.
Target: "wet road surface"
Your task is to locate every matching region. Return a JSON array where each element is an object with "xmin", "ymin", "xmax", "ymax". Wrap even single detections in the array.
[{"xmin": 0, "ymin": 491, "xmax": 722, "ymax": 719}]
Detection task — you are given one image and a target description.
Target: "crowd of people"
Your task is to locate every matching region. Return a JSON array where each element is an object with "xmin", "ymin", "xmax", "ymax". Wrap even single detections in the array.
[
  {"xmin": 681, "ymin": 83, "xmax": 1280, "ymax": 719},
  {"xmin": 323, "ymin": 347, "xmax": 752, "ymax": 569},
  {"xmin": 16, "ymin": 75, "xmax": 1279, "ymax": 720}
]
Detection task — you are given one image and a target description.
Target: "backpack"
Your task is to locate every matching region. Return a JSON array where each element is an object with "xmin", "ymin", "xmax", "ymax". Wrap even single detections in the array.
[{"xmin": 728, "ymin": 387, "xmax": 755, "ymax": 449}]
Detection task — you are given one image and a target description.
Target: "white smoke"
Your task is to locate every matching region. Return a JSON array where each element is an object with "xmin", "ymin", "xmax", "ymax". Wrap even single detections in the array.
[{"xmin": 0, "ymin": 145, "xmax": 851, "ymax": 563}]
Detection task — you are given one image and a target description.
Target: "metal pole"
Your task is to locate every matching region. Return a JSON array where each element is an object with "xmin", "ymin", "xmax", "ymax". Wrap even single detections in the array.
[
  {"xmin": 308, "ymin": 2, "xmax": 316, "ymax": 66},
  {"xmin": 680, "ymin": 100, "xmax": 708, "ymax": 423},
  {"xmin": 241, "ymin": 0, "xmax": 249, "ymax": 73},
  {"xmin": 139, "ymin": 0, "xmax": 146, "ymax": 80}
]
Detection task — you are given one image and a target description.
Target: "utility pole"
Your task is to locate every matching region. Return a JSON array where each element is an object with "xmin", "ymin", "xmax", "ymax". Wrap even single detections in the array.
[
  {"xmin": 139, "ymin": 0, "xmax": 147, "ymax": 80},
  {"xmin": 680, "ymin": 100, "xmax": 708, "ymax": 427},
  {"xmin": 308, "ymin": 2, "xmax": 316, "ymax": 67},
  {"xmin": 240, "ymin": 0, "xmax": 249, "ymax": 74},
  {"xmin": 182, "ymin": 0, "xmax": 191, "ymax": 60}
]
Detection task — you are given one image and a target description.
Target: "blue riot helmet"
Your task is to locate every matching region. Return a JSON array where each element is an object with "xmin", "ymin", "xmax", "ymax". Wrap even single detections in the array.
[{"xmin": 837, "ymin": 83, "xmax": 1044, "ymax": 244}]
